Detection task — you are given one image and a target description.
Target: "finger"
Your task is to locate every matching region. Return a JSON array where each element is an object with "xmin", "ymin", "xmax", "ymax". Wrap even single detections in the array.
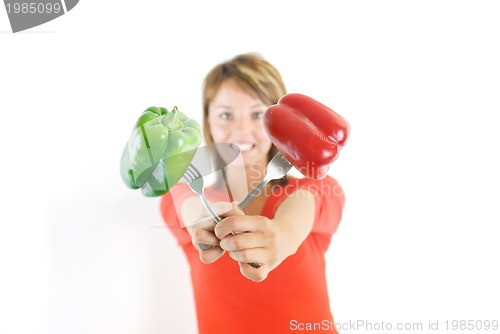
[
  {"xmin": 210, "ymin": 202, "xmax": 233, "ymax": 217},
  {"xmin": 215, "ymin": 215, "xmax": 265, "ymax": 240},
  {"xmin": 238, "ymin": 262, "xmax": 269, "ymax": 282},
  {"xmin": 192, "ymin": 229, "xmax": 225, "ymax": 263},
  {"xmin": 219, "ymin": 232, "xmax": 264, "ymax": 252},
  {"xmin": 199, "ymin": 243, "xmax": 213, "ymax": 251},
  {"xmin": 190, "ymin": 217, "xmax": 217, "ymax": 232},
  {"xmin": 222, "ymin": 202, "xmax": 245, "ymax": 217},
  {"xmin": 196, "ymin": 202, "xmax": 231, "ymax": 228},
  {"xmin": 211, "ymin": 201, "xmax": 244, "ymax": 218},
  {"xmin": 193, "ymin": 229, "xmax": 220, "ymax": 248},
  {"xmin": 227, "ymin": 247, "xmax": 267, "ymax": 265},
  {"xmin": 198, "ymin": 245, "xmax": 225, "ymax": 264}
]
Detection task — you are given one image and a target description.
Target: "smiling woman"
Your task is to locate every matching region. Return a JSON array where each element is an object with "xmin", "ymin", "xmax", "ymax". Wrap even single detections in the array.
[
  {"xmin": 202, "ymin": 54, "xmax": 288, "ymax": 189},
  {"xmin": 159, "ymin": 53, "xmax": 346, "ymax": 334},
  {"xmin": 207, "ymin": 79, "xmax": 272, "ymax": 171}
]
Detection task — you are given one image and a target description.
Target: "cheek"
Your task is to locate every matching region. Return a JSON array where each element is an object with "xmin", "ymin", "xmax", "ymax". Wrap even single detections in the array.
[
  {"xmin": 256, "ymin": 127, "xmax": 272, "ymax": 147},
  {"xmin": 208, "ymin": 118, "xmax": 231, "ymax": 142},
  {"xmin": 211, "ymin": 130, "xmax": 229, "ymax": 143}
]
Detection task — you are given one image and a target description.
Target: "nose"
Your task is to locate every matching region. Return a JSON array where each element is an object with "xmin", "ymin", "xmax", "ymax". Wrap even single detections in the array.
[{"xmin": 235, "ymin": 115, "xmax": 251, "ymax": 133}]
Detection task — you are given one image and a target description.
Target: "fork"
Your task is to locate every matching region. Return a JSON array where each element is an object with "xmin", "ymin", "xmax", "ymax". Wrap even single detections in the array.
[
  {"xmin": 183, "ymin": 163, "xmax": 223, "ymax": 227},
  {"xmin": 236, "ymin": 152, "xmax": 293, "ymax": 210},
  {"xmin": 182, "ymin": 163, "xmax": 261, "ymax": 268}
]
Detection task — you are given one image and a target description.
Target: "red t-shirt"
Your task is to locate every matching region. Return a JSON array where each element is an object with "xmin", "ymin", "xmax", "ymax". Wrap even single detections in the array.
[{"xmin": 160, "ymin": 176, "xmax": 345, "ymax": 334}]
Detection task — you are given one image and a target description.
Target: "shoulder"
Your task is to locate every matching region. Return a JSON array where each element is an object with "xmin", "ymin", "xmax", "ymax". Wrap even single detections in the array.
[
  {"xmin": 298, "ymin": 176, "xmax": 345, "ymax": 236},
  {"xmin": 265, "ymin": 175, "xmax": 345, "ymax": 217},
  {"xmin": 286, "ymin": 176, "xmax": 344, "ymax": 203},
  {"xmin": 296, "ymin": 174, "xmax": 341, "ymax": 187},
  {"xmin": 265, "ymin": 175, "xmax": 345, "ymax": 238}
]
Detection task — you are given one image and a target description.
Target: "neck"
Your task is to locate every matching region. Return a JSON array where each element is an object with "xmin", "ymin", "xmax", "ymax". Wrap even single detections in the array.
[
  {"xmin": 243, "ymin": 161, "xmax": 267, "ymax": 190},
  {"xmin": 222, "ymin": 159, "xmax": 268, "ymax": 202}
]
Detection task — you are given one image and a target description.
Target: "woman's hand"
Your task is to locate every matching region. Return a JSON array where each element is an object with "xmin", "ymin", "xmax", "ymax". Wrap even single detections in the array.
[
  {"xmin": 186, "ymin": 202, "xmax": 244, "ymax": 264},
  {"xmin": 215, "ymin": 189, "xmax": 317, "ymax": 282},
  {"xmin": 214, "ymin": 206, "xmax": 295, "ymax": 283}
]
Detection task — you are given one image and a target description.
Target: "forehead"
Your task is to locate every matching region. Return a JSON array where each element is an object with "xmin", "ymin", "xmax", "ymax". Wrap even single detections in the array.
[{"xmin": 210, "ymin": 79, "xmax": 265, "ymax": 108}]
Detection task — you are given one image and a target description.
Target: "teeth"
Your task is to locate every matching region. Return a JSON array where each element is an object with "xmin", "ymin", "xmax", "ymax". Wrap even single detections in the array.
[{"xmin": 233, "ymin": 143, "xmax": 254, "ymax": 151}]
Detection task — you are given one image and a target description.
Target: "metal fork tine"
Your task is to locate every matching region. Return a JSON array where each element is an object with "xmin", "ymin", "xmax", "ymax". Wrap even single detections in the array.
[
  {"xmin": 186, "ymin": 167, "xmax": 196, "ymax": 179},
  {"xmin": 188, "ymin": 164, "xmax": 200, "ymax": 177},
  {"xmin": 183, "ymin": 169, "xmax": 193, "ymax": 181},
  {"xmin": 281, "ymin": 153, "xmax": 292, "ymax": 166},
  {"xmin": 185, "ymin": 168, "xmax": 195, "ymax": 180}
]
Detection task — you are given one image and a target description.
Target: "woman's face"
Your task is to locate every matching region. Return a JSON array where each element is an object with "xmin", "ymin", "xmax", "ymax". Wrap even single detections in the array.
[{"xmin": 207, "ymin": 79, "xmax": 272, "ymax": 169}]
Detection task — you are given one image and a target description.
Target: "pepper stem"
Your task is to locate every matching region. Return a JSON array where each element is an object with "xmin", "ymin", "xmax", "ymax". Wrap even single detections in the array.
[{"xmin": 172, "ymin": 106, "xmax": 180, "ymax": 126}]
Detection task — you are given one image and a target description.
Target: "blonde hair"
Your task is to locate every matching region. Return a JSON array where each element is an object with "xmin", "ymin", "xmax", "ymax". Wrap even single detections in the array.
[{"xmin": 202, "ymin": 53, "xmax": 289, "ymax": 189}]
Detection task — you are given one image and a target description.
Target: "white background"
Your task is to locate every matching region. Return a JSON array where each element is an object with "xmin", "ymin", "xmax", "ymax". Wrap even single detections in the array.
[{"xmin": 1, "ymin": 1, "xmax": 499, "ymax": 333}]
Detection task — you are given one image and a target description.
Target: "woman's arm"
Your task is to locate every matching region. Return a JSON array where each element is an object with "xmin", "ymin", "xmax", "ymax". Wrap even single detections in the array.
[
  {"xmin": 215, "ymin": 189, "xmax": 316, "ymax": 282},
  {"xmin": 272, "ymin": 189, "xmax": 316, "ymax": 256}
]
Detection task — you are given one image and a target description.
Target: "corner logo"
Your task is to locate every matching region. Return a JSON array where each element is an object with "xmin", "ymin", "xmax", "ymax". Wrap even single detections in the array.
[{"xmin": 3, "ymin": 0, "xmax": 78, "ymax": 33}]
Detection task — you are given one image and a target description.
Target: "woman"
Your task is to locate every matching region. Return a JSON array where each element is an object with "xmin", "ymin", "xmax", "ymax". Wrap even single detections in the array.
[{"xmin": 160, "ymin": 53, "xmax": 345, "ymax": 334}]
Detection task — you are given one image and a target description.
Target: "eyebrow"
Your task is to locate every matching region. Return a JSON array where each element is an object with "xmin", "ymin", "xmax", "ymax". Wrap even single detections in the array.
[
  {"xmin": 215, "ymin": 103, "xmax": 265, "ymax": 110},
  {"xmin": 216, "ymin": 105, "xmax": 234, "ymax": 110},
  {"xmin": 251, "ymin": 103, "xmax": 266, "ymax": 109}
]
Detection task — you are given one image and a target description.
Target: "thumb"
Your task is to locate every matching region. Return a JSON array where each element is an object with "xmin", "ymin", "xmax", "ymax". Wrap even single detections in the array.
[
  {"xmin": 213, "ymin": 201, "xmax": 245, "ymax": 218},
  {"xmin": 231, "ymin": 201, "xmax": 245, "ymax": 216},
  {"xmin": 230, "ymin": 202, "xmax": 246, "ymax": 235},
  {"xmin": 212, "ymin": 202, "xmax": 234, "ymax": 217}
]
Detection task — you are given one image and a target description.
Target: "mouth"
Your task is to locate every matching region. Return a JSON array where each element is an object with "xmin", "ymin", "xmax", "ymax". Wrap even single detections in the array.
[{"xmin": 230, "ymin": 143, "xmax": 256, "ymax": 153}]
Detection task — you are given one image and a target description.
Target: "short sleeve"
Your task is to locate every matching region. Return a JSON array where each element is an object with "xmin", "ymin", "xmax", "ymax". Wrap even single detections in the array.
[
  {"xmin": 297, "ymin": 176, "xmax": 345, "ymax": 236},
  {"xmin": 159, "ymin": 183, "xmax": 197, "ymax": 247}
]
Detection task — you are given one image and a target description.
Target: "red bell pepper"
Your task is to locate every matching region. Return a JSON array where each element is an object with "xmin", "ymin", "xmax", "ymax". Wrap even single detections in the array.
[{"xmin": 263, "ymin": 93, "xmax": 350, "ymax": 179}]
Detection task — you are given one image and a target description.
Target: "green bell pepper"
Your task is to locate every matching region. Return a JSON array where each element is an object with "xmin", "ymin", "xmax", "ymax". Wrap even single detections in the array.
[{"xmin": 120, "ymin": 106, "xmax": 202, "ymax": 197}]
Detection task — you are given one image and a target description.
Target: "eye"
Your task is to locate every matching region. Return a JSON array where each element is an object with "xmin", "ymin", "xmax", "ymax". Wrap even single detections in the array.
[
  {"xmin": 253, "ymin": 112, "xmax": 264, "ymax": 119},
  {"xmin": 220, "ymin": 112, "xmax": 233, "ymax": 120}
]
